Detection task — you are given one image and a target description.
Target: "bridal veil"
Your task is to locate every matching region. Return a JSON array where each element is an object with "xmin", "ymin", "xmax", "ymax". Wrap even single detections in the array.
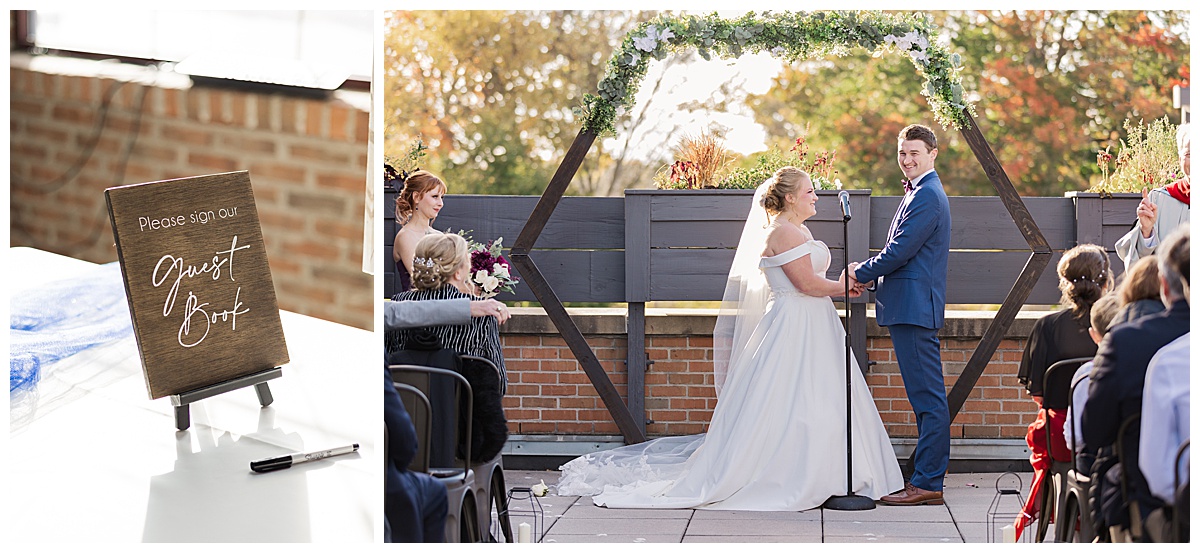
[
  {"xmin": 556, "ymin": 178, "xmax": 775, "ymax": 495},
  {"xmin": 712, "ymin": 178, "xmax": 774, "ymax": 397}
]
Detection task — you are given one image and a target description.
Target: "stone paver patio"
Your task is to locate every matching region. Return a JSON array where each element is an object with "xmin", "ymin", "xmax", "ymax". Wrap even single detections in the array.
[{"xmin": 502, "ymin": 470, "xmax": 1058, "ymax": 543}]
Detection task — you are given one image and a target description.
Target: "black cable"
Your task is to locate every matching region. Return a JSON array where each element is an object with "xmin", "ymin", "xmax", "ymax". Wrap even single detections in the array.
[
  {"xmin": 13, "ymin": 76, "xmax": 127, "ymax": 194},
  {"xmin": 12, "ymin": 67, "xmax": 153, "ymax": 252}
]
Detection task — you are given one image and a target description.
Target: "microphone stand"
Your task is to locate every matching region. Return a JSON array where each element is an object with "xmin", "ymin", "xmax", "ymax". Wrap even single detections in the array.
[{"xmin": 823, "ymin": 191, "xmax": 876, "ymax": 511}]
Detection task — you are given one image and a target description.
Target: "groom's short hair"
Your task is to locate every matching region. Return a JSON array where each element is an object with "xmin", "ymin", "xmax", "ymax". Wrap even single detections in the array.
[{"xmin": 898, "ymin": 124, "xmax": 938, "ymax": 151}]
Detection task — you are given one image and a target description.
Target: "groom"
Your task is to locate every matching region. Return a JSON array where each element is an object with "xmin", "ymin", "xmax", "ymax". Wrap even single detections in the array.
[{"xmin": 850, "ymin": 124, "xmax": 952, "ymax": 506}]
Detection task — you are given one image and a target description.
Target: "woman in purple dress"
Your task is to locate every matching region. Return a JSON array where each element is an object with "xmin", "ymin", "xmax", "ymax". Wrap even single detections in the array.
[{"xmin": 393, "ymin": 170, "xmax": 446, "ymax": 292}]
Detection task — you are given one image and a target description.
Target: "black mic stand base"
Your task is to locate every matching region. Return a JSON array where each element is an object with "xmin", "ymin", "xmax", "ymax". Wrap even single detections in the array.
[{"xmin": 823, "ymin": 493, "xmax": 877, "ymax": 511}]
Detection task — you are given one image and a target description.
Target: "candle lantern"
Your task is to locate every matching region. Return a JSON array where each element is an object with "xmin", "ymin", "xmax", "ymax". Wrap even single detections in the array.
[
  {"xmin": 493, "ymin": 486, "xmax": 545, "ymax": 543},
  {"xmin": 987, "ymin": 472, "xmax": 1032, "ymax": 543}
]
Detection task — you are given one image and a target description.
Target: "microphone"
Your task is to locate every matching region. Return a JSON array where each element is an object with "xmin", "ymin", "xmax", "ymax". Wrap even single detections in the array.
[{"xmin": 838, "ymin": 190, "xmax": 852, "ymax": 221}]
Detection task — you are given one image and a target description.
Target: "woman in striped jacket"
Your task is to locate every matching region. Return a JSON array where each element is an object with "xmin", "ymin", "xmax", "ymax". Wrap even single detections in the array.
[{"xmin": 386, "ymin": 233, "xmax": 507, "ymax": 393}]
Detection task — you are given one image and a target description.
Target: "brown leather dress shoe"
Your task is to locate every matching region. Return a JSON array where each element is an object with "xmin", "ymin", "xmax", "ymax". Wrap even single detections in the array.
[{"xmin": 879, "ymin": 482, "xmax": 944, "ymax": 506}]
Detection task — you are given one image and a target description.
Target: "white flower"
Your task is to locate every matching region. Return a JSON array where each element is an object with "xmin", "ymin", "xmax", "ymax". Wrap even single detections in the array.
[
  {"xmin": 492, "ymin": 263, "xmax": 510, "ymax": 279},
  {"xmin": 656, "ymin": 27, "xmax": 675, "ymax": 43},
  {"xmin": 910, "ymin": 50, "xmax": 929, "ymax": 64},
  {"xmin": 770, "ymin": 46, "xmax": 786, "ymax": 56},
  {"xmin": 481, "ymin": 274, "xmax": 500, "ymax": 293},
  {"xmin": 627, "ymin": 51, "xmax": 640, "ymax": 66},
  {"xmin": 633, "ymin": 34, "xmax": 657, "ymax": 52},
  {"xmin": 531, "ymin": 480, "xmax": 549, "ymax": 497},
  {"xmin": 475, "ymin": 269, "xmax": 490, "ymax": 284},
  {"xmin": 915, "ymin": 36, "xmax": 930, "ymax": 50}
]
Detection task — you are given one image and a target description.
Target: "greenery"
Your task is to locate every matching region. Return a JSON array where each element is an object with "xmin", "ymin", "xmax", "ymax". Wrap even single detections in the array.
[
  {"xmin": 1090, "ymin": 117, "xmax": 1185, "ymax": 193},
  {"xmin": 384, "ymin": 11, "xmax": 658, "ymax": 195},
  {"xmin": 721, "ymin": 134, "xmax": 843, "ymax": 190},
  {"xmin": 384, "ymin": 138, "xmax": 427, "ymax": 184},
  {"xmin": 384, "ymin": 10, "xmax": 1188, "ymax": 198},
  {"xmin": 751, "ymin": 11, "xmax": 1189, "ymax": 195},
  {"xmin": 580, "ymin": 11, "xmax": 975, "ymax": 137}
]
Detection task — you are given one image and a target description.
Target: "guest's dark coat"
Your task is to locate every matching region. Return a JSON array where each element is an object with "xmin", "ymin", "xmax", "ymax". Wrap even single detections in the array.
[{"xmin": 1081, "ymin": 299, "xmax": 1189, "ymax": 530}]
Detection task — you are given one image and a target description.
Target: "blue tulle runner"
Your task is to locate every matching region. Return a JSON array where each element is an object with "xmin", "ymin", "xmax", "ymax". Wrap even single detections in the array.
[{"xmin": 10, "ymin": 262, "xmax": 134, "ymax": 394}]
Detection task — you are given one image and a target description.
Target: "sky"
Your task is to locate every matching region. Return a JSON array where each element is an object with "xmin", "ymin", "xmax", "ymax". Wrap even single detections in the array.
[{"xmin": 603, "ymin": 49, "xmax": 782, "ymax": 162}]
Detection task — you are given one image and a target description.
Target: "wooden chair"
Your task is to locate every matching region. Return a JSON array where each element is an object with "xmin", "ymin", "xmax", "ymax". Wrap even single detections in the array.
[
  {"xmin": 1036, "ymin": 357, "xmax": 1091, "ymax": 542},
  {"xmin": 391, "ymin": 365, "xmax": 481, "ymax": 543}
]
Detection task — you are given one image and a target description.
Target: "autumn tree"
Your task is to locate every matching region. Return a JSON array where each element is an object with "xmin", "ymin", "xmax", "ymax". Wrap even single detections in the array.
[
  {"xmin": 384, "ymin": 10, "xmax": 657, "ymax": 195},
  {"xmin": 747, "ymin": 10, "xmax": 1189, "ymax": 196}
]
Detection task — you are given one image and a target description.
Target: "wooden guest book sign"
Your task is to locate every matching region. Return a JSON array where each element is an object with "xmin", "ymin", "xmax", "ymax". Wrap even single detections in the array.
[{"xmin": 105, "ymin": 171, "xmax": 289, "ymax": 399}]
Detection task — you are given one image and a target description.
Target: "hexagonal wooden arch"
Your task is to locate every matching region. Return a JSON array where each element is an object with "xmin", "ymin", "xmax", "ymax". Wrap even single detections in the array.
[
  {"xmin": 511, "ymin": 109, "xmax": 1050, "ymax": 447},
  {"xmin": 516, "ymin": 14, "xmax": 1055, "ymax": 448}
]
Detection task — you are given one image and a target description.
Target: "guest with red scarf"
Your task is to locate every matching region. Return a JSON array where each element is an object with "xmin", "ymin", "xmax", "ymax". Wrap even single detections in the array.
[{"xmin": 1116, "ymin": 123, "xmax": 1190, "ymax": 272}]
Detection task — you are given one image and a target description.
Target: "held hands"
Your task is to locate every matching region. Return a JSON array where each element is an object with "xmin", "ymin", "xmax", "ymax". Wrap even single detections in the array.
[
  {"xmin": 1137, "ymin": 187, "xmax": 1159, "ymax": 238},
  {"xmin": 469, "ymin": 299, "xmax": 510, "ymax": 323},
  {"xmin": 838, "ymin": 264, "xmax": 867, "ymax": 298}
]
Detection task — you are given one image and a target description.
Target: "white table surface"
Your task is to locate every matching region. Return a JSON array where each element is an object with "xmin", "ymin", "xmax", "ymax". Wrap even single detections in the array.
[{"xmin": 7, "ymin": 247, "xmax": 378, "ymax": 543}]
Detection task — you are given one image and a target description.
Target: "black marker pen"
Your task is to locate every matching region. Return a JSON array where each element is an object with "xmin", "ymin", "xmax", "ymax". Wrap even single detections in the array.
[{"xmin": 251, "ymin": 443, "xmax": 359, "ymax": 473}]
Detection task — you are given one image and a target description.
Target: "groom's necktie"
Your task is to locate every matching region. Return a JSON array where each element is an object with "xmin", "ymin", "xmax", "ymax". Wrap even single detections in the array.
[{"xmin": 903, "ymin": 179, "xmax": 914, "ymax": 193}]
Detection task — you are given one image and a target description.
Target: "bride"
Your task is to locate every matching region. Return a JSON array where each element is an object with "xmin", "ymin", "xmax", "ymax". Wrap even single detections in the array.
[{"xmin": 556, "ymin": 167, "xmax": 903, "ymax": 510}]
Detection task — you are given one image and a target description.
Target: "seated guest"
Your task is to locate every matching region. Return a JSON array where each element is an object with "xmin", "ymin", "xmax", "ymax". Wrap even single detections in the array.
[
  {"xmin": 1016, "ymin": 244, "xmax": 1112, "ymax": 529},
  {"xmin": 1018, "ymin": 243, "xmax": 1113, "ymax": 402},
  {"xmin": 385, "ymin": 365, "xmax": 447, "ymax": 543},
  {"xmin": 1064, "ymin": 292, "xmax": 1121, "ymax": 470},
  {"xmin": 1139, "ymin": 332, "xmax": 1190, "ymax": 506},
  {"xmin": 387, "ymin": 233, "xmax": 507, "ymax": 393},
  {"xmin": 1139, "ymin": 232, "xmax": 1190, "ymax": 507},
  {"xmin": 1110, "ymin": 255, "xmax": 1166, "ymax": 328},
  {"xmin": 382, "ymin": 292, "xmax": 513, "ymax": 542},
  {"xmin": 1084, "ymin": 225, "xmax": 1189, "ymax": 540}
]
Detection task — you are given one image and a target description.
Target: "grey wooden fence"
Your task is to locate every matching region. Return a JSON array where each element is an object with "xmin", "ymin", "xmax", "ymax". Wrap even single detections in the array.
[
  {"xmin": 385, "ymin": 190, "xmax": 1139, "ymax": 303},
  {"xmin": 384, "ymin": 189, "xmax": 1141, "ymax": 429}
]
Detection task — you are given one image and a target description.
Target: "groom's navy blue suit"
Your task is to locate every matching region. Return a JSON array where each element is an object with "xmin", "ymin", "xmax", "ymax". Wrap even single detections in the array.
[{"xmin": 854, "ymin": 170, "xmax": 952, "ymax": 492}]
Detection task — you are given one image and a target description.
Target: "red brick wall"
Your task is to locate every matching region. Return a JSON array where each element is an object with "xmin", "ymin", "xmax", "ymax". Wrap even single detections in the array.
[
  {"xmin": 9, "ymin": 55, "xmax": 373, "ymax": 330},
  {"xmin": 500, "ymin": 312, "xmax": 1040, "ymax": 441}
]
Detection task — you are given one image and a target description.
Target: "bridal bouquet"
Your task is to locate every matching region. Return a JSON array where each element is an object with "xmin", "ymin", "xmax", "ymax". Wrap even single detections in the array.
[{"xmin": 455, "ymin": 230, "xmax": 520, "ymax": 298}]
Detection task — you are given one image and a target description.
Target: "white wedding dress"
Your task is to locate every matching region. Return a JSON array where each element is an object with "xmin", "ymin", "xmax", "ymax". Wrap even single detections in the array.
[{"xmin": 556, "ymin": 239, "xmax": 904, "ymax": 510}]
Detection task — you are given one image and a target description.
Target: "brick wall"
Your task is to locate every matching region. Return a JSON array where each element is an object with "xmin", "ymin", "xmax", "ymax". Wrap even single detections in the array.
[
  {"xmin": 9, "ymin": 54, "xmax": 374, "ymax": 330},
  {"xmin": 498, "ymin": 310, "xmax": 1043, "ymax": 441}
]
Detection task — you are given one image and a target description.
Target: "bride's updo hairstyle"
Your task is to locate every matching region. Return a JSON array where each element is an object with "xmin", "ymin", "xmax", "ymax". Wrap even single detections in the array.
[
  {"xmin": 1056, "ymin": 244, "xmax": 1112, "ymax": 319},
  {"xmin": 761, "ymin": 166, "xmax": 811, "ymax": 217},
  {"xmin": 410, "ymin": 233, "xmax": 468, "ymax": 291},
  {"xmin": 395, "ymin": 170, "xmax": 446, "ymax": 222}
]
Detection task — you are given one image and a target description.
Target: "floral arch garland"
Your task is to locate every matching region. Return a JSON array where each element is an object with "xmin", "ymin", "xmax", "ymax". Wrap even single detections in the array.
[{"xmin": 579, "ymin": 11, "xmax": 976, "ymax": 136}]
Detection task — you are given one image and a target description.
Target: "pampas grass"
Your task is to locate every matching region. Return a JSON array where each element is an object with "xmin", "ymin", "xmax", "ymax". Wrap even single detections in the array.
[{"xmin": 654, "ymin": 131, "xmax": 735, "ymax": 189}]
